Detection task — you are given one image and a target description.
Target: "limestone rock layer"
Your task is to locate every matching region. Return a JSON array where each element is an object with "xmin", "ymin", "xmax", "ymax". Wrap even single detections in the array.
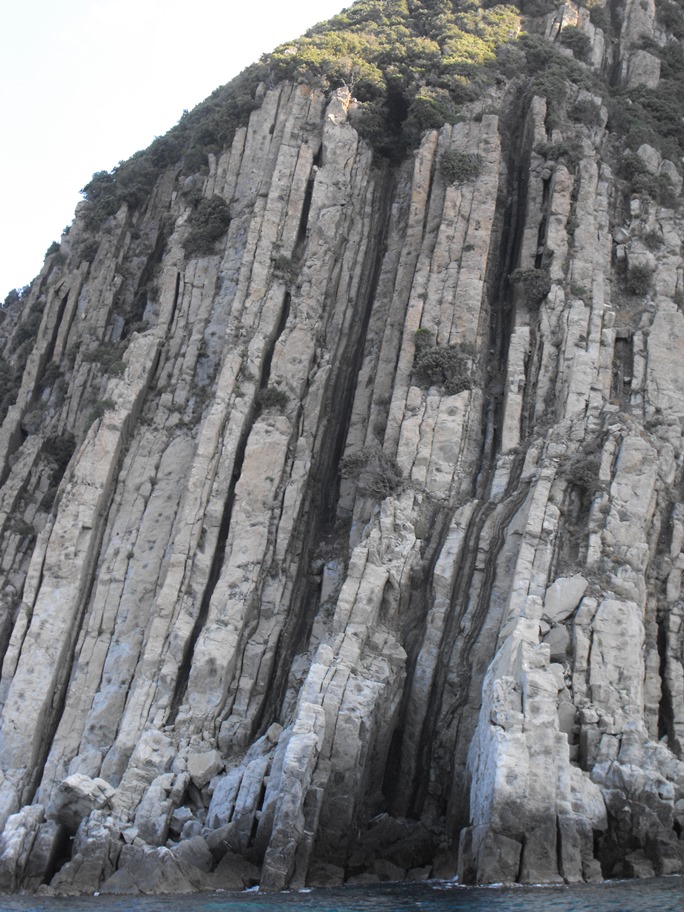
[{"xmin": 0, "ymin": 0, "xmax": 683, "ymax": 893}]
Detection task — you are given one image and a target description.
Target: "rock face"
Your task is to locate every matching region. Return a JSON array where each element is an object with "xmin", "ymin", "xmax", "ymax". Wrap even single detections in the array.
[{"xmin": 0, "ymin": 0, "xmax": 683, "ymax": 894}]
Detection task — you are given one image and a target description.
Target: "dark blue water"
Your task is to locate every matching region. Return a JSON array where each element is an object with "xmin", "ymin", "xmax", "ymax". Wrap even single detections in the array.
[{"xmin": 0, "ymin": 878, "xmax": 681, "ymax": 912}]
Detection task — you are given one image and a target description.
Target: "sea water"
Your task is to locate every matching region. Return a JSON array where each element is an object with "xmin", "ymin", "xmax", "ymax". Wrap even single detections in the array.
[{"xmin": 0, "ymin": 878, "xmax": 681, "ymax": 912}]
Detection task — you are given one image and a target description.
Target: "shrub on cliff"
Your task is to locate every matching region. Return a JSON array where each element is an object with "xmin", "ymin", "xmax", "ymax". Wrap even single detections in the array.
[
  {"xmin": 85, "ymin": 398, "xmax": 115, "ymax": 431},
  {"xmin": 184, "ymin": 197, "xmax": 231, "ymax": 256},
  {"xmin": 256, "ymin": 386, "xmax": 288, "ymax": 413},
  {"xmin": 439, "ymin": 150, "xmax": 483, "ymax": 184},
  {"xmin": 509, "ymin": 268, "xmax": 551, "ymax": 307},
  {"xmin": 627, "ymin": 262, "xmax": 654, "ymax": 295},
  {"xmin": 0, "ymin": 356, "xmax": 20, "ymax": 425},
  {"xmin": 566, "ymin": 453, "xmax": 603, "ymax": 497},
  {"xmin": 559, "ymin": 26, "xmax": 593, "ymax": 64},
  {"xmin": 569, "ymin": 99, "xmax": 602, "ymax": 128},
  {"xmin": 657, "ymin": 0, "xmax": 684, "ymax": 39},
  {"xmin": 413, "ymin": 342, "xmax": 471, "ymax": 395},
  {"xmin": 534, "ymin": 139, "xmax": 582, "ymax": 167},
  {"xmin": 272, "ymin": 255, "xmax": 297, "ymax": 283},
  {"xmin": 43, "ymin": 432, "xmax": 76, "ymax": 477},
  {"xmin": 341, "ymin": 445, "xmax": 403, "ymax": 499}
]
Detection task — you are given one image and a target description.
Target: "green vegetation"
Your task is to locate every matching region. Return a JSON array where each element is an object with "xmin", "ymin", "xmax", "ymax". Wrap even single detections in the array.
[
  {"xmin": 643, "ymin": 228, "xmax": 664, "ymax": 250},
  {"xmin": 627, "ymin": 262, "xmax": 654, "ymax": 295},
  {"xmin": 619, "ymin": 152, "xmax": 679, "ymax": 206},
  {"xmin": 67, "ymin": 0, "xmax": 681, "ymax": 244},
  {"xmin": 266, "ymin": 0, "xmax": 521, "ymax": 159},
  {"xmin": 43, "ymin": 432, "xmax": 76, "ymax": 477},
  {"xmin": 569, "ymin": 98, "xmax": 602, "ymax": 128},
  {"xmin": 439, "ymin": 149, "xmax": 482, "ymax": 183},
  {"xmin": 0, "ymin": 356, "xmax": 20, "ymax": 424},
  {"xmin": 256, "ymin": 386, "xmax": 288, "ymax": 413},
  {"xmin": 566, "ymin": 453, "xmax": 602, "ymax": 497},
  {"xmin": 534, "ymin": 138, "xmax": 582, "ymax": 167},
  {"xmin": 82, "ymin": 342, "xmax": 127, "ymax": 375},
  {"xmin": 272, "ymin": 254, "xmax": 298, "ymax": 282},
  {"xmin": 558, "ymin": 26, "xmax": 592, "ymax": 63},
  {"xmin": 184, "ymin": 197, "xmax": 231, "ymax": 256},
  {"xmin": 79, "ymin": 65, "xmax": 263, "ymax": 230},
  {"xmin": 413, "ymin": 331, "xmax": 472, "ymax": 394},
  {"xmin": 341, "ymin": 444, "xmax": 403, "ymax": 499},
  {"xmin": 656, "ymin": 0, "xmax": 684, "ymax": 40},
  {"xmin": 589, "ymin": 5, "xmax": 610, "ymax": 31},
  {"xmin": 607, "ymin": 38, "xmax": 684, "ymax": 165},
  {"xmin": 509, "ymin": 268, "xmax": 551, "ymax": 306},
  {"xmin": 85, "ymin": 398, "xmax": 115, "ymax": 430}
]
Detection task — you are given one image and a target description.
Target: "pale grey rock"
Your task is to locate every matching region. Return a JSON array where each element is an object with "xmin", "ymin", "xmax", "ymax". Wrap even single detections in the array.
[
  {"xmin": 636, "ymin": 144, "xmax": 661, "ymax": 174},
  {"xmin": 186, "ymin": 750, "xmax": 224, "ymax": 789},
  {"xmin": 543, "ymin": 625, "xmax": 571, "ymax": 662},
  {"xmin": 169, "ymin": 806, "xmax": 194, "ymax": 836},
  {"xmin": 0, "ymin": 805, "xmax": 46, "ymax": 891},
  {"xmin": 543, "ymin": 576, "xmax": 588, "ymax": 624},
  {"xmin": 99, "ymin": 844, "xmax": 210, "ymax": 895},
  {"xmin": 50, "ymin": 811, "xmax": 121, "ymax": 894},
  {"xmin": 47, "ymin": 775, "xmax": 115, "ymax": 834},
  {"xmin": 170, "ymin": 835, "xmax": 213, "ymax": 872}
]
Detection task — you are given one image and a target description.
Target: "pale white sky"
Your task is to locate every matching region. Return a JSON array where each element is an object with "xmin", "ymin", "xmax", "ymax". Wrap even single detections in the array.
[{"xmin": 0, "ymin": 0, "xmax": 346, "ymax": 298}]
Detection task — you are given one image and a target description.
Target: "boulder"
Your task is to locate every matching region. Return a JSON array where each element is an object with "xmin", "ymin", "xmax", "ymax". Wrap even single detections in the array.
[
  {"xmin": 47, "ymin": 775, "xmax": 115, "ymax": 834},
  {"xmin": 543, "ymin": 576, "xmax": 588, "ymax": 624},
  {"xmin": 187, "ymin": 750, "xmax": 224, "ymax": 789}
]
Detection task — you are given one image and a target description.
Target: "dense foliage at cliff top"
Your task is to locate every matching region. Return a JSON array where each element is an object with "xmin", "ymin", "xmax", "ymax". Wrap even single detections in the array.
[{"xmin": 76, "ymin": 0, "xmax": 684, "ymax": 229}]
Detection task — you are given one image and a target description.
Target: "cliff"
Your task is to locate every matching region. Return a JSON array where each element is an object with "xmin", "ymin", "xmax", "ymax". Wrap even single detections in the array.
[{"xmin": 0, "ymin": 0, "xmax": 683, "ymax": 894}]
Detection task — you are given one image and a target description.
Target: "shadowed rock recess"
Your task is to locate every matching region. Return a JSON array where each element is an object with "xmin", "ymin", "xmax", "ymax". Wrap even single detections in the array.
[{"xmin": 0, "ymin": 0, "xmax": 684, "ymax": 895}]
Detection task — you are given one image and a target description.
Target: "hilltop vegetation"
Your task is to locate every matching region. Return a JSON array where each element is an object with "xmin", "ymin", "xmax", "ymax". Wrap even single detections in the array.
[{"xmin": 72, "ymin": 0, "xmax": 684, "ymax": 230}]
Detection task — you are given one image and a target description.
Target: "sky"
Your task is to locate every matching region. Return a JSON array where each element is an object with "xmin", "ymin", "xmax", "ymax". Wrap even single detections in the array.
[{"xmin": 0, "ymin": 0, "xmax": 347, "ymax": 299}]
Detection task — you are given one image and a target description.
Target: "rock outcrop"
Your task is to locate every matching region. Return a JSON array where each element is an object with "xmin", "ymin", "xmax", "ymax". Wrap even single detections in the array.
[{"xmin": 0, "ymin": 0, "xmax": 682, "ymax": 894}]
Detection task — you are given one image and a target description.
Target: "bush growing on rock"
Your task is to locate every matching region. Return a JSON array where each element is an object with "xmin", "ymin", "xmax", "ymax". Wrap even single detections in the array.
[
  {"xmin": 569, "ymin": 99, "xmax": 602, "ymax": 128},
  {"xmin": 43, "ymin": 432, "xmax": 77, "ymax": 478},
  {"xmin": 413, "ymin": 342, "xmax": 471, "ymax": 395},
  {"xmin": 589, "ymin": 5, "xmax": 611, "ymax": 32},
  {"xmin": 657, "ymin": 0, "xmax": 684, "ymax": 39},
  {"xmin": 534, "ymin": 139, "xmax": 583, "ymax": 167},
  {"xmin": 85, "ymin": 398, "xmax": 115, "ymax": 431},
  {"xmin": 341, "ymin": 445, "xmax": 403, "ymax": 500},
  {"xmin": 627, "ymin": 262, "xmax": 654, "ymax": 295},
  {"xmin": 414, "ymin": 328, "xmax": 434, "ymax": 352},
  {"xmin": 566, "ymin": 453, "xmax": 603, "ymax": 497},
  {"xmin": 272, "ymin": 255, "xmax": 297, "ymax": 282},
  {"xmin": 643, "ymin": 228, "xmax": 664, "ymax": 250},
  {"xmin": 256, "ymin": 386, "xmax": 288, "ymax": 413},
  {"xmin": 184, "ymin": 197, "xmax": 231, "ymax": 256},
  {"xmin": 559, "ymin": 26, "xmax": 593, "ymax": 64},
  {"xmin": 0, "ymin": 356, "xmax": 20, "ymax": 424},
  {"xmin": 509, "ymin": 268, "xmax": 552, "ymax": 307},
  {"xmin": 439, "ymin": 150, "xmax": 483, "ymax": 184},
  {"xmin": 82, "ymin": 342, "xmax": 127, "ymax": 376}
]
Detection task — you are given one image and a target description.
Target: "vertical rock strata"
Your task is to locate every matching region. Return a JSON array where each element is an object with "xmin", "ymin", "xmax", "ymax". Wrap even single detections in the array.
[{"xmin": 0, "ymin": 0, "xmax": 683, "ymax": 894}]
